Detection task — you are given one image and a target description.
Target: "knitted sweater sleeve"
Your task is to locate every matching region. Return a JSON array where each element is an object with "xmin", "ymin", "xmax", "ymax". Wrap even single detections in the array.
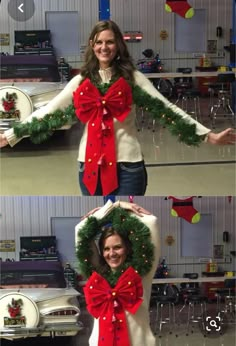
[
  {"xmin": 4, "ymin": 75, "xmax": 82, "ymax": 147},
  {"xmin": 133, "ymin": 70, "xmax": 211, "ymax": 140}
]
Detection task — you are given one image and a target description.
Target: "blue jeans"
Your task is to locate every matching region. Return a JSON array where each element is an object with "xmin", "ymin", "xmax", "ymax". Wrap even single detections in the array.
[{"xmin": 78, "ymin": 161, "xmax": 147, "ymax": 196}]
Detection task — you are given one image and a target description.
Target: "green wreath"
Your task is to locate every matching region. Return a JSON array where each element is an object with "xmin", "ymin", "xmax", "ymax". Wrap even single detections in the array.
[
  {"xmin": 12, "ymin": 82, "xmax": 206, "ymax": 146},
  {"xmin": 76, "ymin": 207, "xmax": 155, "ymax": 286}
]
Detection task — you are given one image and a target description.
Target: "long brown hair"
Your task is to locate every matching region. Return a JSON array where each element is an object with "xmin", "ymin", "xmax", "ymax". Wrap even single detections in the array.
[{"xmin": 80, "ymin": 20, "xmax": 136, "ymax": 84}]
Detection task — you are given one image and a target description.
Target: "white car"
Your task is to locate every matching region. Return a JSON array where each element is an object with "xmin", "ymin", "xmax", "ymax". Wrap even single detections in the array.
[
  {"xmin": 0, "ymin": 261, "xmax": 83, "ymax": 341},
  {"xmin": 0, "ymin": 55, "xmax": 72, "ymax": 133}
]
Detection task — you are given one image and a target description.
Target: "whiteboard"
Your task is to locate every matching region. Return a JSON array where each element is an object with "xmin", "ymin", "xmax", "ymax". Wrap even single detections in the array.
[
  {"xmin": 175, "ymin": 9, "xmax": 207, "ymax": 52},
  {"xmin": 51, "ymin": 217, "xmax": 81, "ymax": 266},
  {"xmin": 46, "ymin": 11, "xmax": 80, "ymax": 56},
  {"xmin": 180, "ymin": 214, "xmax": 212, "ymax": 257}
]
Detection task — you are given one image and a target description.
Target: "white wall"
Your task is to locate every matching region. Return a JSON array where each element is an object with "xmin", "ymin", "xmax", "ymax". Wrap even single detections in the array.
[
  {"xmin": 0, "ymin": 196, "xmax": 235, "ymax": 277},
  {"xmin": 0, "ymin": 0, "xmax": 233, "ymax": 71}
]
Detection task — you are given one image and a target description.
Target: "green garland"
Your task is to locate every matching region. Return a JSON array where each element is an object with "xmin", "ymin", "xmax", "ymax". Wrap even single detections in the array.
[
  {"xmin": 13, "ymin": 104, "xmax": 76, "ymax": 144},
  {"xmin": 76, "ymin": 207, "xmax": 154, "ymax": 287},
  {"xmin": 12, "ymin": 81, "xmax": 205, "ymax": 145},
  {"xmin": 133, "ymin": 85, "xmax": 204, "ymax": 146}
]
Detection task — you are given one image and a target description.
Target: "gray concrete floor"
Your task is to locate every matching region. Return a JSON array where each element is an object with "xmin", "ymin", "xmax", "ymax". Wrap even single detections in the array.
[
  {"xmin": 1, "ymin": 303, "xmax": 235, "ymax": 346},
  {"xmin": 75, "ymin": 301, "xmax": 236, "ymax": 346}
]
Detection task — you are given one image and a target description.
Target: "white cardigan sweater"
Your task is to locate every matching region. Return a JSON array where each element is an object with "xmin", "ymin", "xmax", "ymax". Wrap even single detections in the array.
[
  {"xmin": 5, "ymin": 69, "xmax": 211, "ymax": 164},
  {"xmin": 75, "ymin": 200, "xmax": 160, "ymax": 346}
]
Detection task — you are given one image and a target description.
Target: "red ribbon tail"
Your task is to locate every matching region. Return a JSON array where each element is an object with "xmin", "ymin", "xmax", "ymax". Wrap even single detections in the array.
[{"xmin": 98, "ymin": 310, "xmax": 131, "ymax": 346}]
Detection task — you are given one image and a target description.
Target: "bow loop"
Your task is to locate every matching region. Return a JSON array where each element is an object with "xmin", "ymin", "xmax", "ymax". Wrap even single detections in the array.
[
  {"xmin": 73, "ymin": 78, "xmax": 133, "ymax": 195},
  {"xmin": 83, "ymin": 267, "xmax": 143, "ymax": 346}
]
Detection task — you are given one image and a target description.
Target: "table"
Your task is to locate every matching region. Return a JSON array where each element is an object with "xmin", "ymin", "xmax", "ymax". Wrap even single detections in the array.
[
  {"xmin": 145, "ymin": 71, "xmax": 236, "ymax": 96},
  {"xmin": 144, "ymin": 71, "xmax": 236, "ymax": 79},
  {"xmin": 152, "ymin": 276, "xmax": 236, "ymax": 284},
  {"xmin": 80, "ymin": 276, "xmax": 235, "ymax": 286}
]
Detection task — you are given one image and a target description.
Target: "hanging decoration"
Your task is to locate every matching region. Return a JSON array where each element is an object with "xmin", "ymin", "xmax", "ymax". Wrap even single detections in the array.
[
  {"xmin": 168, "ymin": 196, "xmax": 201, "ymax": 223},
  {"xmin": 165, "ymin": 0, "xmax": 195, "ymax": 19},
  {"xmin": 160, "ymin": 30, "xmax": 168, "ymax": 40},
  {"xmin": 165, "ymin": 235, "xmax": 175, "ymax": 246}
]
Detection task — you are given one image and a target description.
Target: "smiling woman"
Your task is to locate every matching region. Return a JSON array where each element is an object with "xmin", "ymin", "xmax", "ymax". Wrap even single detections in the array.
[
  {"xmin": 0, "ymin": 20, "xmax": 235, "ymax": 197},
  {"xmin": 76, "ymin": 199, "xmax": 160, "ymax": 346},
  {"xmin": 100, "ymin": 228, "xmax": 130, "ymax": 272},
  {"xmin": 91, "ymin": 30, "xmax": 118, "ymax": 69}
]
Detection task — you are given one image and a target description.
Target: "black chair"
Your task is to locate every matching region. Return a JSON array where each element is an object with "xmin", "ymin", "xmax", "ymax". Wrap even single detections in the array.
[
  {"xmin": 152, "ymin": 283, "xmax": 179, "ymax": 336},
  {"xmin": 179, "ymin": 273, "xmax": 200, "ymax": 308},
  {"xmin": 208, "ymin": 73, "xmax": 235, "ymax": 128},
  {"xmin": 154, "ymin": 293, "xmax": 177, "ymax": 336},
  {"xmin": 174, "ymin": 68, "xmax": 201, "ymax": 121},
  {"xmin": 174, "ymin": 68, "xmax": 193, "ymax": 101},
  {"xmin": 178, "ymin": 273, "xmax": 208, "ymax": 335},
  {"xmin": 215, "ymin": 278, "xmax": 236, "ymax": 318}
]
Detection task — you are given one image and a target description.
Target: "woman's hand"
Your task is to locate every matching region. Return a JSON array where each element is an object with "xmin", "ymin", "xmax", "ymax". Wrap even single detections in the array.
[
  {"xmin": 0, "ymin": 134, "xmax": 9, "ymax": 148},
  {"xmin": 206, "ymin": 128, "xmax": 236, "ymax": 145},
  {"xmin": 114, "ymin": 201, "xmax": 152, "ymax": 217},
  {"xmin": 81, "ymin": 201, "xmax": 151, "ymax": 219}
]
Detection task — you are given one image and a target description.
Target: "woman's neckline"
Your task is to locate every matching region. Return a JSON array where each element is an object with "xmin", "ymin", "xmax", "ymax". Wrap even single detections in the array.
[{"xmin": 99, "ymin": 67, "xmax": 112, "ymax": 72}]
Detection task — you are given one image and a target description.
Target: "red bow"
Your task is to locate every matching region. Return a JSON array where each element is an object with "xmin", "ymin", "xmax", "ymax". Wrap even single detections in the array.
[
  {"xmin": 83, "ymin": 267, "xmax": 143, "ymax": 346},
  {"xmin": 73, "ymin": 77, "xmax": 133, "ymax": 195}
]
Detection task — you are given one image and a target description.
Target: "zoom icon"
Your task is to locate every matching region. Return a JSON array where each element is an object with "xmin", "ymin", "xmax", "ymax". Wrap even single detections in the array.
[
  {"xmin": 8, "ymin": 0, "xmax": 35, "ymax": 22},
  {"xmin": 205, "ymin": 316, "xmax": 221, "ymax": 332}
]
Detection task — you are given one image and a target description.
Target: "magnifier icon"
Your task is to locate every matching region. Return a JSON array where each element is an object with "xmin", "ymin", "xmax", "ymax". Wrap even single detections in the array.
[{"xmin": 210, "ymin": 320, "xmax": 217, "ymax": 328}]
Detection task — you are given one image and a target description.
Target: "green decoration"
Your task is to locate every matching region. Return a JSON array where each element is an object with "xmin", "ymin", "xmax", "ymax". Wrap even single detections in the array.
[
  {"xmin": 12, "ymin": 81, "xmax": 206, "ymax": 146},
  {"xmin": 13, "ymin": 104, "xmax": 76, "ymax": 144},
  {"xmin": 132, "ymin": 85, "xmax": 205, "ymax": 146},
  {"xmin": 96, "ymin": 82, "xmax": 114, "ymax": 95},
  {"xmin": 76, "ymin": 207, "xmax": 154, "ymax": 287}
]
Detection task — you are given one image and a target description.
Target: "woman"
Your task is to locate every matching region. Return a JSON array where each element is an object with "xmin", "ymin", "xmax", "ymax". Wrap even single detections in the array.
[
  {"xmin": 0, "ymin": 20, "xmax": 235, "ymax": 196},
  {"xmin": 76, "ymin": 199, "xmax": 160, "ymax": 346},
  {"xmin": 98, "ymin": 227, "xmax": 133, "ymax": 274}
]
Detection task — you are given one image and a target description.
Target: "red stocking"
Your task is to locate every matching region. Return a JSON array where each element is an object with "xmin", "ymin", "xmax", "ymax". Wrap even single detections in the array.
[
  {"xmin": 165, "ymin": 0, "xmax": 194, "ymax": 19},
  {"xmin": 168, "ymin": 196, "xmax": 200, "ymax": 223}
]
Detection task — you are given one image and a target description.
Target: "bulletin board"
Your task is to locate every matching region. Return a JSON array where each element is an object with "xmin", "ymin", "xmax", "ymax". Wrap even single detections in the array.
[
  {"xmin": 46, "ymin": 11, "xmax": 79, "ymax": 55},
  {"xmin": 180, "ymin": 214, "xmax": 212, "ymax": 257},
  {"xmin": 175, "ymin": 9, "xmax": 207, "ymax": 52},
  {"xmin": 51, "ymin": 217, "xmax": 81, "ymax": 266}
]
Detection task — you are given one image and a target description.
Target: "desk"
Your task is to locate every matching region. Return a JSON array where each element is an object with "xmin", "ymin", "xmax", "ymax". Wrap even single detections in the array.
[
  {"xmin": 80, "ymin": 276, "xmax": 235, "ymax": 286},
  {"xmin": 152, "ymin": 276, "xmax": 236, "ymax": 284},
  {"xmin": 145, "ymin": 71, "xmax": 236, "ymax": 96},
  {"xmin": 144, "ymin": 71, "xmax": 236, "ymax": 79},
  {"xmin": 153, "ymin": 276, "xmax": 236, "ymax": 300}
]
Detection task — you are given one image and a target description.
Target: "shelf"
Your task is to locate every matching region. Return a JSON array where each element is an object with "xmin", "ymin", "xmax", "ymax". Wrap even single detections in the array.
[
  {"xmin": 20, "ymin": 255, "xmax": 59, "ymax": 261},
  {"xmin": 14, "ymin": 30, "xmax": 54, "ymax": 56},
  {"xmin": 14, "ymin": 48, "xmax": 54, "ymax": 56}
]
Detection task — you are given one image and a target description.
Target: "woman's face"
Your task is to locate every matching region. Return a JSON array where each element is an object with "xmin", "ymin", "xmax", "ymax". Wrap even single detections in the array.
[
  {"xmin": 102, "ymin": 234, "xmax": 127, "ymax": 271},
  {"xmin": 91, "ymin": 29, "xmax": 118, "ymax": 69}
]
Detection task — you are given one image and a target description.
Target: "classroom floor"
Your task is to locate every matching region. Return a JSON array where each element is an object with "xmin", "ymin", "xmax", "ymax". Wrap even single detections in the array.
[
  {"xmin": 76, "ymin": 300, "xmax": 236, "ymax": 346},
  {"xmin": 0, "ymin": 97, "xmax": 235, "ymax": 196}
]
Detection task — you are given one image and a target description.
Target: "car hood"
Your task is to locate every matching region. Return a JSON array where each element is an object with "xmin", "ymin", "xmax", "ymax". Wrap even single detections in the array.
[
  {"xmin": 0, "ymin": 288, "xmax": 80, "ymax": 302},
  {"xmin": 0, "ymin": 82, "xmax": 65, "ymax": 97}
]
